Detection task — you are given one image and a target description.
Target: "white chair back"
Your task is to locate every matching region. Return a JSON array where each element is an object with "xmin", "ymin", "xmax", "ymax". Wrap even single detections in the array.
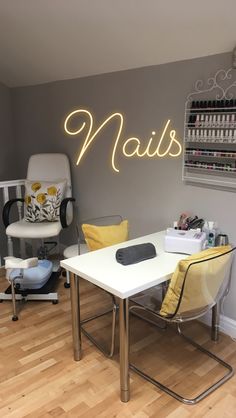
[{"xmin": 27, "ymin": 153, "xmax": 72, "ymax": 198}]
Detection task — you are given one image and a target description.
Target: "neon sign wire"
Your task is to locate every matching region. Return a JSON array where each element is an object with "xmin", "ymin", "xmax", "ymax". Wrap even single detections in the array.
[{"xmin": 64, "ymin": 109, "xmax": 182, "ymax": 173}]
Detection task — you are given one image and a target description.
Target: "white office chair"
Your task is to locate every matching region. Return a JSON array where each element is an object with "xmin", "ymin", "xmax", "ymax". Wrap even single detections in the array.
[
  {"xmin": 3, "ymin": 154, "xmax": 75, "ymax": 256},
  {"xmin": 1, "ymin": 153, "xmax": 75, "ymax": 303}
]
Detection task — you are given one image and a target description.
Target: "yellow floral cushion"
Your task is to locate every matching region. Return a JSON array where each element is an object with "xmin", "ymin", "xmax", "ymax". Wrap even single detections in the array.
[
  {"xmin": 82, "ymin": 220, "xmax": 129, "ymax": 251},
  {"xmin": 160, "ymin": 245, "xmax": 232, "ymax": 317},
  {"xmin": 24, "ymin": 180, "xmax": 66, "ymax": 222}
]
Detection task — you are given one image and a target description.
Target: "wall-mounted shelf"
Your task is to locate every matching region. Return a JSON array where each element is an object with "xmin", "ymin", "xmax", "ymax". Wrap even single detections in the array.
[
  {"xmin": 183, "ymin": 68, "xmax": 236, "ymax": 191},
  {"xmin": 185, "ymin": 149, "xmax": 236, "ymax": 158}
]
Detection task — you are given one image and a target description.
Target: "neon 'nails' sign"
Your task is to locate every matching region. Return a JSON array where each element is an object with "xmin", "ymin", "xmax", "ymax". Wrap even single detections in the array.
[{"xmin": 64, "ymin": 109, "xmax": 182, "ymax": 173}]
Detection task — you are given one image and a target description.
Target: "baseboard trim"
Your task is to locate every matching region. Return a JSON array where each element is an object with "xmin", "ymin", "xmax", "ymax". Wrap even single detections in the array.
[{"xmin": 201, "ymin": 311, "xmax": 236, "ymax": 339}]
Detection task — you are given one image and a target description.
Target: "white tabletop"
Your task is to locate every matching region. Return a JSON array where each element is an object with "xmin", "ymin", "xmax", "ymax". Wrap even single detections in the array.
[{"xmin": 61, "ymin": 231, "xmax": 187, "ymax": 299}]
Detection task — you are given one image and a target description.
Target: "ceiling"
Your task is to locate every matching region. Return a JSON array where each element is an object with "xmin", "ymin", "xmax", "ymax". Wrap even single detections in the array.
[{"xmin": 0, "ymin": 0, "xmax": 235, "ymax": 87}]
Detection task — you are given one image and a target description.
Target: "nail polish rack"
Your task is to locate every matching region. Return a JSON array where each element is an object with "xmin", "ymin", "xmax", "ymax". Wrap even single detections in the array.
[{"xmin": 183, "ymin": 68, "xmax": 236, "ymax": 190}]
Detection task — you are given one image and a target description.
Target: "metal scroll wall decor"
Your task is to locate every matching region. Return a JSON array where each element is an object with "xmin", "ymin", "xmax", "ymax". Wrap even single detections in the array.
[{"xmin": 187, "ymin": 68, "xmax": 236, "ymax": 101}]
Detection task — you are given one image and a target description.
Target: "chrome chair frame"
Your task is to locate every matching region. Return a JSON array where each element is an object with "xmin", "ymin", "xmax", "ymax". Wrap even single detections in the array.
[
  {"xmin": 81, "ymin": 294, "xmax": 118, "ymax": 357},
  {"xmin": 82, "ymin": 280, "xmax": 169, "ymax": 357},
  {"xmin": 78, "ymin": 215, "xmax": 122, "ymax": 358},
  {"xmin": 129, "ymin": 247, "xmax": 235, "ymax": 404}
]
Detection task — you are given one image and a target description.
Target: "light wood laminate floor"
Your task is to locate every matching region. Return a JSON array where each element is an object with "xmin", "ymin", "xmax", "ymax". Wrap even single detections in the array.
[{"xmin": 0, "ymin": 273, "xmax": 236, "ymax": 417}]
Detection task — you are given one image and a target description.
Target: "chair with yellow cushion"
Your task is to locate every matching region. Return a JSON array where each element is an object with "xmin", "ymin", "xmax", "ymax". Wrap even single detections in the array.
[
  {"xmin": 64, "ymin": 215, "xmax": 129, "ymax": 357},
  {"xmin": 130, "ymin": 245, "xmax": 235, "ymax": 404}
]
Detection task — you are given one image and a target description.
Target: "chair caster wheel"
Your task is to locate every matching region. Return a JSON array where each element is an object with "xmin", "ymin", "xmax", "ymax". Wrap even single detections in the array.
[
  {"xmin": 12, "ymin": 315, "xmax": 18, "ymax": 321},
  {"xmin": 64, "ymin": 282, "xmax": 70, "ymax": 289},
  {"xmin": 52, "ymin": 300, "xmax": 58, "ymax": 304}
]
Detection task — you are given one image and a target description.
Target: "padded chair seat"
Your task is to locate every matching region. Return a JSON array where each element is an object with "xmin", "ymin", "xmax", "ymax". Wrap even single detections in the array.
[
  {"xmin": 63, "ymin": 243, "xmax": 88, "ymax": 258},
  {"xmin": 6, "ymin": 219, "xmax": 62, "ymax": 239}
]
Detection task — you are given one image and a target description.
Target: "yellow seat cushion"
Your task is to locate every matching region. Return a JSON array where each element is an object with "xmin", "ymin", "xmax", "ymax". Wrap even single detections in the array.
[
  {"xmin": 82, "ymin": 220, "xmax": 129, "ymax": 251},
  {"xmin": 160, "ymin": 245, "xmax": 232, "ymax": 317}
]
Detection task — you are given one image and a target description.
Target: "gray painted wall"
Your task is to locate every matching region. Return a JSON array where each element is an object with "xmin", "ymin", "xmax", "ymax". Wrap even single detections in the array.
[
  {"xmin": 0, "ymin": 82, "xmax": 17, "ymax": 180},
  {"xmin": 0, "ymin": 82, "xmax": 19, "ymax": 261},
  {"xmin": 11, "ymin": 51, "xmax": 236, "ymax": 320}
]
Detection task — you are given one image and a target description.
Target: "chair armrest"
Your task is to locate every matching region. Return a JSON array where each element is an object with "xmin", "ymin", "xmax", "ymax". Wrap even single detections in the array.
[
  {"xmin": 2, "ymin": 198, "xmax": 25, "ymax": 228},
  {"xmin": 60, "ymin": 197, "xmax": 75, "ymax": 228}
]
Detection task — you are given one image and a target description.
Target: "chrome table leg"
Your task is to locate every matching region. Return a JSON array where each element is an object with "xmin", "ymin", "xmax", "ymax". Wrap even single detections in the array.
[
  {"xmin": 119, "ymin": 298, "xmax": 130, "ymax": 402},
  {"xmin": 69, "ymin": 272, "xmax": 82, "ymax": 361},
  {"xmin": 211, "ymin": 302, "xmax": 220, "ymax": 342}
]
